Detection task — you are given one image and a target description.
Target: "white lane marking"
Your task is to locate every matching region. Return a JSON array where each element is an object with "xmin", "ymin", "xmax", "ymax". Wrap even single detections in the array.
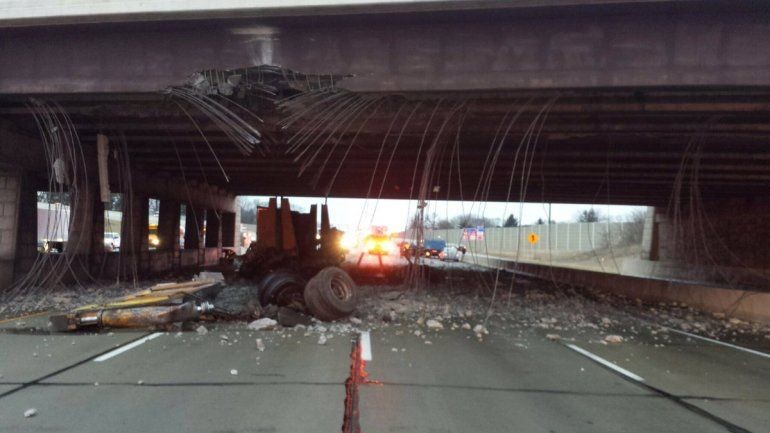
[
  {"xmin": 664, "ymin": 327, "xmax": 770, "ymax": 360},
  {"xmin": 93, "ymin": 333, "xmax": 164, "ymax": 362},
  {"xmin": 566, "ymin": 344, "xmax": 645, "ymax": 382},
  {"xmin": 360, "ymin": 331, "xmax": 372, "ymax": 361}
]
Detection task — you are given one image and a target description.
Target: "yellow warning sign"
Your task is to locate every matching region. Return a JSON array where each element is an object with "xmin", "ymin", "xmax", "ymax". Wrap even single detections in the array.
[{"xmin": 528, "ymin": 233, "xmax": 539, "ymax": 244}]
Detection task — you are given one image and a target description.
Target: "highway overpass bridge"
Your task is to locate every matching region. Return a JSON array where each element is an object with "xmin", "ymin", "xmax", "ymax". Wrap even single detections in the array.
[
  {"xmin": 0, "ymin": 4, "xmax": 769, "ymax": 432},
  {"xmin": 0, "ymin": 0, "xmax": 769, "ymax": 302}
]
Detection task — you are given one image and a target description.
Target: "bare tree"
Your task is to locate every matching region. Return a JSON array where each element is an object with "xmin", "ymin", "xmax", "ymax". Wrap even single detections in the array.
[
  {"xmin": 240, "ymin": 197, "xmax": 269, "ymax": 224},
  {"xmin": 576, "ymin": 208, "xmax": 601, "ymax": 223},
  {"xmin": 451, "ymin": 214, "xmax": 498, "ymax": 228},
  {"xmin": 617, "ymin": 210, "xmax": 646, "ymax": 246}
]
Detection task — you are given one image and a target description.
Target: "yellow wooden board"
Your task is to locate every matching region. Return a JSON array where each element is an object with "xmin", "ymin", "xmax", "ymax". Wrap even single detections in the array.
[{"xmin": 73, "ymin": 279, "xmax": 218, "ymax": 312}]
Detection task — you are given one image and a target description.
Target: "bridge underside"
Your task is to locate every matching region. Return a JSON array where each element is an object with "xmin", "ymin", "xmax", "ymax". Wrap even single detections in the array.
[
  {"xmin": 1, "ymin": 1, "xmax": 768, "ymax": 205},
  {"xmin": 1, "ymin": 86, "xmax": 769, "ymax": 206},
  {"xmin": 0, "ymin": 1, "xmax": 769, "ymax": 295}
]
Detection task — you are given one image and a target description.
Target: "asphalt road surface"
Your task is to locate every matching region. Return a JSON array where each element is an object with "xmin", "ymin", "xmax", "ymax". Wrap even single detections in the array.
[{"xmin": 0, "ymin": 306, "xmax": 768, "ymax": 432}]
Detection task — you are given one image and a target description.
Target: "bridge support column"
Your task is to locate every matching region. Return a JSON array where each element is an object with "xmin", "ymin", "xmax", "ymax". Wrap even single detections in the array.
[
  {"xmin": 120, "ymin": 192, "xmax": 148, "ymax": 278},
  {"xmin": 65, "ymin": 182, "xmax": 97, "ymax": 280},
  {"xmin": 158, "ymin": 199, "xmax": 180, "ymax": 252},
  {"xmin": 0, "ymin": 172, "xmax": 20, "ymax": 290},
  {"xmin": 184, "ymin": 207, "xmax": 204, "ymax": 250},
  {"xmin": 204, "ymin": 209, "xmax": 221, "ymax": 249},
  {"xmin": 637, "ymin": 201, "xmax": 770, "ymax": 290}
]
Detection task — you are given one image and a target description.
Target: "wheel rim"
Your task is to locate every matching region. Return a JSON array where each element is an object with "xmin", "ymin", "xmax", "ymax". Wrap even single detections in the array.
[{"xmin": 329, "ymin": 275, "xmax": 352, "ymax": 301}]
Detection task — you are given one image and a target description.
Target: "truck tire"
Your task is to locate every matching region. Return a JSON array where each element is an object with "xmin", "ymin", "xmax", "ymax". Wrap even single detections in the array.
[
  {"xmin": 259, "ymin": 270, "xmax": 306, "ymax": 308},
  {"xmin": 303, "ymin": 280, "xmax": 338, "ymax": 322},
  {"xmin": 304, "ymin": 267, "xmax": 357, "ymax": 321}
]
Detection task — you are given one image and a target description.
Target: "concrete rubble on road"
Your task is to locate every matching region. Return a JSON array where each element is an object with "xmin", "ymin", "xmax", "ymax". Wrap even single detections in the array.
[
  {"xmin": 4, "ymin": 266, "xmax": 764, "ymax": 354},
  {"xmin": 346, "ymin": 273, "xmax": 770, "ymax": 350},
  {"xmin": 247, "ymin": 318, "xmax": 277, "ymax": 331},
  {"xmin": 426, "ymin": 319, "xmax": 444, "ymax": 330}
]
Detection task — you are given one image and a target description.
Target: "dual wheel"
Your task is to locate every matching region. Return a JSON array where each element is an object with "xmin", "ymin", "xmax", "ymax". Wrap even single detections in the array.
[{"xmin": 259, "ymin": 266, "xmax": 357, "ymax": 321}]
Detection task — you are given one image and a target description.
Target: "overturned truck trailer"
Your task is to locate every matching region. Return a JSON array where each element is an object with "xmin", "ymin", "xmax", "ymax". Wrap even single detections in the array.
[{"xmin": 238, "ymin": 197, "xmax": 356, "ymax": 321}]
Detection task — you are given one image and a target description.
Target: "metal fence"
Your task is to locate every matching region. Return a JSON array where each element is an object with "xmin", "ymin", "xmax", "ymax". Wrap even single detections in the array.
[{"xmin": 424, "ymin": 222, "xmax": 632, "ymax": 255}]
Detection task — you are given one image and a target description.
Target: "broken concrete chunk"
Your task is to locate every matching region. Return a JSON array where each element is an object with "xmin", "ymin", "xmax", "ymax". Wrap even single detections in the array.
[
  {"xmin": 248, "ymin": 318, "xmax": 278, "ymax": 331},
  {"xmin": 24, "ymin": 408, "xmax": 37, "ymax": 418},
  {"xmin": 317, "ymin": 334, "xmax": 328, "ymax": 345},
  {"xmin": 604, "ymin": 335, "xmax": 624, "ymax": 344},
  {"xmin": 196, "ymin": 325, "xmax": 208, "ymax": 335},
  {"xmin": 546, "ymin": 334, "xmax": 560, "ymax": 341},
  {"xmin": 230, "ymin": 369, "xmax": 238, "ymax": 375},
  {"xmin": 426, "ymin": 319, "xmax": 444, "ymax": 330},
  {"xmin": 473, "ymin": 324, "xmax": 489, "ymax": 335},
  {"xmin": 277, "ymin": 307, "xmax": 313, "ymax": 327},
  {"xmin": 349, "ymin": 317, "xmax": 362, "ymax": 325},
  {"xmin": 462, "ymin": 323, "xmax": 471, "ymax": 330},
  {"xmin": 255, "ymin": 338, "xmax": 265, "ymax": 352},
  {"xmin": 195, "ymin": 271, "xmax": 225, "ymax": 282},
  {"xmin": 380, "ymin": 291, "xmax": 402, "ymax": 301}
]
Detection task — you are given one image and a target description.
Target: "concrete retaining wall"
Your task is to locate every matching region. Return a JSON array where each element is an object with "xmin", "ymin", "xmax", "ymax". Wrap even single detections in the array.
[{"xmin": 481, "ymin": 257, "xmax": 770, "ymax": 324}]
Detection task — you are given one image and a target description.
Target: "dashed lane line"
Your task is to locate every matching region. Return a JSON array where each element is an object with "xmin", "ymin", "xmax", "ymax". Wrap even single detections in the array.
[
  {"xmin": 93, "ymin": 332, "xmax": 164, "ymax": 362},
  {"xmin": 565, "ymin": 344, "xmax": 645, "ymax": 382}
]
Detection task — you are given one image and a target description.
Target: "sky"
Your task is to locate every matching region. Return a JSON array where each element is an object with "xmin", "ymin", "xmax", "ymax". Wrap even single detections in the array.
[{"xmin": 241, "ymin": 196, "xmax": 646, "ymax": 233}]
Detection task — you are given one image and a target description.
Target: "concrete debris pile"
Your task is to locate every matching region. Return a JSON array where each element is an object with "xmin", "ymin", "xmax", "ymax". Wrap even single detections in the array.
[
  {"xmin": 585, "ymin": 287, "xmax": 770, "ymax": 342},
  {"xmin": 352, "ymin": 289, "xmax": 494, "ymax": 341},
  {"xmin": 1, "ymin": 282, "xmax": 155, "ymax": 320},
  {"xmin": 345, "ymin": 277, "xmax": 769, "ymax": 347}
]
